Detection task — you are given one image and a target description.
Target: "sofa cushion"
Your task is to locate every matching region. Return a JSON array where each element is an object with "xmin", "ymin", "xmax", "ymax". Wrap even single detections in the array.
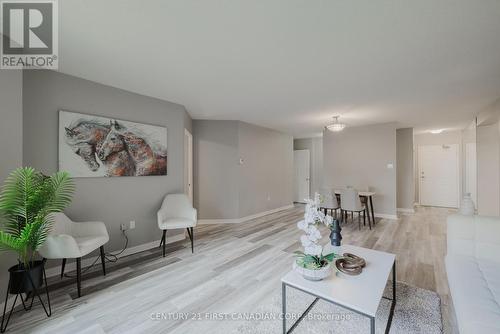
[
  {"xmin": 158, "ymin": 217, "xmax": 196, "ymax": 230},
  {"xmin": 446, "ymin": 255, "xmax": 500, "ymax": 334},
  {"xmin": 74, "ymin": 236, "xmax": 109, "ymax": 257}
]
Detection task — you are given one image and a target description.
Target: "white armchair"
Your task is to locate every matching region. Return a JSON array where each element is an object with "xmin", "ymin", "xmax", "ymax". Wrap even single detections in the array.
[
  {"xmin": 38, "ymin": 212, "xmax": 109, "ymax": 298},
  {"xmin": 157, "ymin": 193, "xmax": 197, "ymax": 257}
]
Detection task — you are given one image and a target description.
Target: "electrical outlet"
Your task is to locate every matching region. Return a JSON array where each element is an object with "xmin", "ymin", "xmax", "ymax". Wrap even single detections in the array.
[
  {"xmin": 130, "ymin": 220, "xmax": 136, "ymax": 229},
  {"xmin": 120, "ymin": 223, "xmax": 127, "ymax": 231}
]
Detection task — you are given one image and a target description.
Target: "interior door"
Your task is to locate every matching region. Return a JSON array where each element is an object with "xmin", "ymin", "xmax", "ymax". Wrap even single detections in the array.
[
  {"xmin": 419, "ymin": 144, "xmax": 459, "ymax": 208},
  {"xmin": 294, "ymin": 150, "xmax": 310, "ymax": 203},
  {"xmin": 184, "ymin": 129, "xmax": 193, "ymax": 203}
]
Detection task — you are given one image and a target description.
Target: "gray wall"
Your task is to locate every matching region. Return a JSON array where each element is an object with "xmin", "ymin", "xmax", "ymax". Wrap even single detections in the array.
[
  {"xmin": 0, "ymin": 70, "xmax": 23, "ymax": 300},
  {"xmin": 238, "ymin": 122, "xmax": 293, "ymax": 217},
  {"xmin": 293, "ymin": 137, "xmax": 323, "ymax": 195},
  {"xmin": 22, "ymin": 70, "xmax": 191, "ymax": 260},
  {"xmin": 323, "ymin": 123, "xmax": 397, "ymax": 216},
  {"xmin": 193, "ymin": 120, "xmax": 240, "ymax": 219},
  {"xmin": 193, "ymin": 120, "xmax": 293, "ymax": 220},
  {"xmin": 396, "ymin": 128, "xmax": 414, "ymax": 210}
]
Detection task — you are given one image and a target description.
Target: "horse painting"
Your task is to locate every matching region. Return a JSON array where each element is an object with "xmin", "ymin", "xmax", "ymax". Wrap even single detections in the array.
[
  {"xmin": 98, "ymin": 121, "xmax": 167, "ymax": 176},
  {"xmin": 64, "ymin": 120, "xmax": 110, "ymax": 172},
  {"xmin": 59, "ymin": 111, "xmax": 168, "ymax": 177}
]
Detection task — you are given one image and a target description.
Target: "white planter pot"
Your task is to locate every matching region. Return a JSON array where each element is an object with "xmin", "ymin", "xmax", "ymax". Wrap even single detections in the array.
[{"xmin": 293, "ymin": 261, "xmax": 332, "ymax": 281}]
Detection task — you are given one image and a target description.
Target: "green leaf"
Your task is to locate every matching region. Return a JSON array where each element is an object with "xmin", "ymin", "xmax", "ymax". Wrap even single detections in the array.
[
  {"xmin": 323, "ymin": 252, "xmax": 336, "ymax": 262},
  {"xmin": 0, "ymin": 167, "xmax": 75, "ymax": 265},
  {"xmin": 293, "ymin": 250, "xmax": 305, "ymax": 256},
  {"xmin": 0, "ymin": 231, "xmax": 23, "ymax": 252}
]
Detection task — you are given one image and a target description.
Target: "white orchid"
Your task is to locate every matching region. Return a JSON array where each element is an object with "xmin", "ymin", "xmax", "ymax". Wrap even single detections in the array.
[
  {"xmin": 306, "ymin": 225, "xmax": 321, "ymax": 242},
  {"xmin": 300, "ymin": 235, "xmax": 312, "ymax": 247},
  {"xmin": 324, "ymin": 214, "xmax": 333, "ymax": 228},
  {"xmin": 305, "ymin": 244, "xmax": 323, "ymax": 257},
  {"xmin": 297, "ymin": 220, "xmax": 308, "ymax": 231},
  {"xmin": 297, "ymin": 192, "xmax": 334, "ymax": 256},
  {"xmin": 295, "ymin": 192, "xmax": 337, "ymax": 269}
]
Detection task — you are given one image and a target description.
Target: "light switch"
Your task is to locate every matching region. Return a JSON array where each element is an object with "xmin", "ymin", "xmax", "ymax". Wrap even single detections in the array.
[{"xmin": 387, "ymin": 163, "xmax": 394, "ymax": 169}]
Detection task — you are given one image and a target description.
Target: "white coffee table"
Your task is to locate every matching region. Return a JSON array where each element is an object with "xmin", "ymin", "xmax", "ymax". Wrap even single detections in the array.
[{"xmin": 281, "ymin": 245, "xmax": 396, "ymax": 334}]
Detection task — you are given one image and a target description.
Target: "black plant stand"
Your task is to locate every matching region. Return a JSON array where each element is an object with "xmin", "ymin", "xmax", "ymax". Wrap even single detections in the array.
[{"xmin": 1, "ymin": 260, "xmax": 51, "ymax": 333}]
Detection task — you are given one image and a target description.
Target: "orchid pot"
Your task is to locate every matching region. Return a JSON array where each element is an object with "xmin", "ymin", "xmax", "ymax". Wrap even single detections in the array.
[
  {"xmin": 293, "ymin": 251, "xmax": 335, "ymax": 281},
  {"xmin": 293, "ymin": 260, "xmax": 332, "ymax": 281}
]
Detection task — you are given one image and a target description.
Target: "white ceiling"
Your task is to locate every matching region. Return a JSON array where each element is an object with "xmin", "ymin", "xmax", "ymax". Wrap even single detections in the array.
[{"xmin": 58, "ymin": 0, "xmax": 500, "ymax": 137}]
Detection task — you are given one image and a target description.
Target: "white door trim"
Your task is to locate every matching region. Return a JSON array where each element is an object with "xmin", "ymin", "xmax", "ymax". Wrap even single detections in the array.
[
  {"xmin": 294, "ymin": 149, "xmax": 310, "ymax": 203},
  {"xmin": 184, "ymin": 129, "xmax": 193, "ymax": 203},
  {"xmin": 418, "ymin": 144, "xmax": 460, "ymax": 208}
]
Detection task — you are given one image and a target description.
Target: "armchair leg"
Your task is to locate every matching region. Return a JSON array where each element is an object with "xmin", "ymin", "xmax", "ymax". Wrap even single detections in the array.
[
  {"xmin": 187, "ymin": 227, "xmax": 194, "ymax": 253},
  {"xmin": 61, "ymin": 258, "xmax": 66, "ymax": 279},
  {"xmin": 76, "ymin": 258, "xmax": 82, "ymax": 298},
  {"xmin": 162, "ymin": 230, "xmax": 167, "ymax": 258},
  {"xmin": 159, "ymin": 232, "xmax": 165, "ymax": 248},
  {"xmin": 100, "ymin": 246, "xmax": 106, "ymax": 276}
]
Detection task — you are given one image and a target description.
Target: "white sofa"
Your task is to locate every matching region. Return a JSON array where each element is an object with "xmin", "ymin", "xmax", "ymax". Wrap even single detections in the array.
[{"xmin": 446, "ymin": 214, "xmax": 500, "ymax": 334}]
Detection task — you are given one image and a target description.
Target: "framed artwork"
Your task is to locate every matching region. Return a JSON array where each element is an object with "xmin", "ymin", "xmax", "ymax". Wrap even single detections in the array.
[{"xmin": 59, "ymin": 110, "xmax": 167, "ymax": 177}]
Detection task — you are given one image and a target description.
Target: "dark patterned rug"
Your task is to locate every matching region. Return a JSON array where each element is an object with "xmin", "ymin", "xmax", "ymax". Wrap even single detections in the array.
[{"xmin": 234, "ymin": 282, "xmax": 442, "ymax": 334}]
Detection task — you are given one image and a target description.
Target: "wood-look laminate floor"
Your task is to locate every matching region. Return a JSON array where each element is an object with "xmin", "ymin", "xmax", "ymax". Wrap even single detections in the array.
[{"xmin": 4, "ymin": 206, "xmax": 458, "ymax": 333}]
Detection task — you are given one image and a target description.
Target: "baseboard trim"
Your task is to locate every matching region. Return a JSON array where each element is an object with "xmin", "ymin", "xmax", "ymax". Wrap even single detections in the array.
[
  {"xmin": 374, "ymin": 213, "xmax": 399, "ymax": 220},
  {"xmin": 397, "ymin": 208, "xmax": 415, "ymax": 214},
  {"xmin": 199, "ymin": 204, "xmax": 295, "ymax": 224},
  {"xmin": 44, "ymin": 233, "xmax": 186, "ymax": 278}
]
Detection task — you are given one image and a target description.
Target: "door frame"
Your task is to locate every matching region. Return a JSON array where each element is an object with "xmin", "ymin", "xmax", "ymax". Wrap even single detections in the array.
[
  {"xmin": 294, "ymin": 149, "xmax": 310, "ymax": 203},
  {"xmin": 464, "ymin": 142, "xmax": 477, "ymax": 205},
  {"xmin": 417, "ymin": 144, "xmax": 460, "ymax": 208},
  {"xmin": 184, "ymin": 129, "xmax": 193, "ymax": 203}
]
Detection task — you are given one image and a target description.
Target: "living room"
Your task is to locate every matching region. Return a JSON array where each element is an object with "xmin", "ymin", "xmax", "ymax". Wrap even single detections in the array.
[{"xmin": 0, "ymin": 1, "xmax": 500, "ymax": 334}]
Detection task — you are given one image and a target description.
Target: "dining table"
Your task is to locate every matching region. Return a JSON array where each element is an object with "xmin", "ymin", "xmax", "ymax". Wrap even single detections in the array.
[{"xmin": 334, "ymin": 190, "xmax": 376, "ymax": 226}]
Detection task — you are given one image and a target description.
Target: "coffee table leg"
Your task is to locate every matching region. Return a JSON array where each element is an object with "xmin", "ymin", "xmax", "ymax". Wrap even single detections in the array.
[
  {"xmin": 282, "ymin": 282, "xmax": 286, "ymax": 334},
  {"xmin": 385, "ymin": 262, "xmax": 397, "ymax": 334},
  {"xmin": 393, "ymin": 262, "xmax": 396, "ymax": 302},
  {"xmin": 370, "ymin": 316, "xmax": 375, "ymax": 334}
]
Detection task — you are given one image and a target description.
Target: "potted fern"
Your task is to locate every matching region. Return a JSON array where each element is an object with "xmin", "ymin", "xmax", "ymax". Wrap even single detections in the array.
[{"xmin": 0, "ymin": 167, "xmax": 74, "ymax": 296}]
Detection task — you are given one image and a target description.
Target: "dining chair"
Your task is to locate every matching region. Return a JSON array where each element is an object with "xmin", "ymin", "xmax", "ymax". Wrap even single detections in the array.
[
  {"xmin": 38, "ymin": 213, "xmax": 109, "ymax": 298},
  {"xmin": 340, "ymin": 188, "xmax": 371, "ymax": 230},
  {"xmin": 358, "ymin": 186, "xmax": 369, "ymax": 205},
  {"xmin": 157, "ymin": 193, "xmax": 197, "ymax": 257},
  {"xmin": 320, "ymin": 188, "xmax": 340, "ymax": 218}
]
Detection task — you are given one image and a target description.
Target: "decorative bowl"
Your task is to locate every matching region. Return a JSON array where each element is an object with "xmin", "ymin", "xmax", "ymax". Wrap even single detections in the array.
[{"xmin": 293, "ymin": 261, "xmax": 332, "ymax": 281}]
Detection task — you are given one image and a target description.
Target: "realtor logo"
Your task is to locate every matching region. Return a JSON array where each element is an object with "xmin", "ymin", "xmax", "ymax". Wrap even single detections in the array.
[{"xmin": 1, "ymin": 0, "xmax": 58, "ymax": 69}]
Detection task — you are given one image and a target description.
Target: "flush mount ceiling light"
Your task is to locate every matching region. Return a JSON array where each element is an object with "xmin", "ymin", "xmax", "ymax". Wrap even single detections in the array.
[
  {"xmin": 430, "ymin": 129, "xmax": 444, "ymax": 134},
  {"xmin": 325, "ymin": 116, "xmax": 346, "ymax": 132}
]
